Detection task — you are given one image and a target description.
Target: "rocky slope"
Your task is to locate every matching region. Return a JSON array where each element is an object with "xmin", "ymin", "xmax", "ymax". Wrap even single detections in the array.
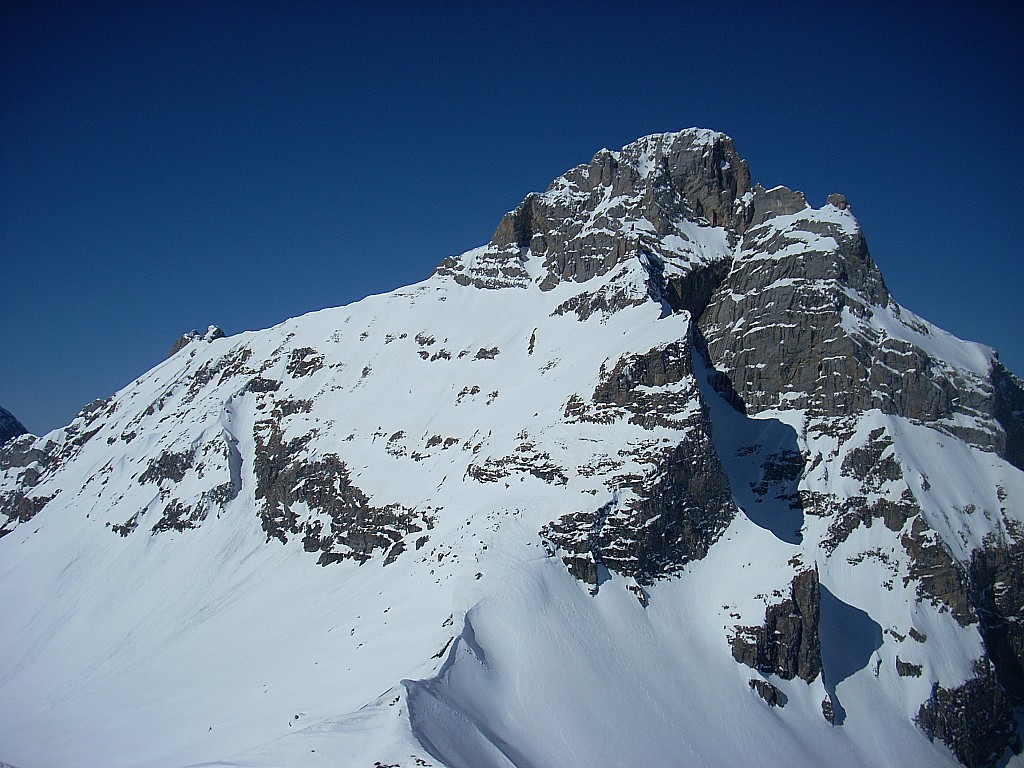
[{"xmin": 1, "ymin": 129, "xmax": 1022, "ymax": 768}]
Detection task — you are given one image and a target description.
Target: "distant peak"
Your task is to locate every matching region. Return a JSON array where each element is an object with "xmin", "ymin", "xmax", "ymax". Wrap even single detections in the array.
[
  {"xmin": 0, "ymin": 406, "xmax": 28, "ymax": 445},
  {"xmin": 622, "ymin": 127, "xmax": 733, "ymax": 152}
]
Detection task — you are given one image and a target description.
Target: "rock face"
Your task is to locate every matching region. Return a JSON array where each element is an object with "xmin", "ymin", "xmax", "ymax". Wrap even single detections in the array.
[
  {"xmin": 698, "ymin": 195, "xmax": 1024, "ymax": 468},
  {"xmin": 917, "ymin": 660, "xmax": 1021, "ymax": 768},
  {"xmin": 968, "ymin": 537, "xmax": 1024, "ymax": 704},
  {"xmin": 436, "ymin": 130, "xmax": 748, "ymax": 300},
  {"xmin": 541, "ymin": 429, "xmax": 736, "ymax": 586},
  {"xmin": 730, "ymin": 569, "xmax": 822, "ymax": 683},
  {"xmin": 749, "ymin": 678, "xmax": 787, "ymax": 707},
  {"xmin": 0, "ymin": 406, "xmax": 28, "ymax": 446},
  {"xmin": 2, "ymin": 129, "xmax": 1023, "ymax": 768}
]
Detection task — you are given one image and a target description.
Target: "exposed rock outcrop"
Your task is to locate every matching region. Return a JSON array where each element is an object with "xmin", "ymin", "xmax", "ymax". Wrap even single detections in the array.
[
  {"xmin": 749, "ymin": 678, "xmax": 786, "ymax": 707},
  {"xmin": 253, "ymin": 413, "xmax": 432, "ymax": 566},
  {"xmin": 169, "ymin": 325, "xmax": 226, "ymax": 357},
  {"xmin": 916, "ymin": 659, "xmax": 1020, "ymax": 768},
  {"xmin": 968, "ymin": 536, "xmax": 1024, "ymax": 704},
  {"xmin": 542, "ymin": 430, "xmax": 736, "ymax": 586},
  {"xmin": 730, "ymin": 569, "xmax": 822, "ymax": 683},
  {"xmin": 436, "ymin": 130, "xmax": 750, "ymax": 294}
]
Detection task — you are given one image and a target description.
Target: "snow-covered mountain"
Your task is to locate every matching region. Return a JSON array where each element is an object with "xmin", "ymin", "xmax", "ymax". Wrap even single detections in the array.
[{"xmin": 2, "ymin": 129, "xmax": 1022, "ymax": 768}]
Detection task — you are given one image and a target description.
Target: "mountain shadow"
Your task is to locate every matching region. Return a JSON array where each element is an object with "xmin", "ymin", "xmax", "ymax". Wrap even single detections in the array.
[
  {"xmin": 692, "ymin": 336, "xmax": 805, "ymax": 545},
  {"xmin": 819, "ymin": 584, "xmax": 884, "ymax": 725}
]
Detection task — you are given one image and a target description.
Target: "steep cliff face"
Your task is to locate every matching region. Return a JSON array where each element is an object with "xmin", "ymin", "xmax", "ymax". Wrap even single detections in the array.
[
  {"xmin": 1, "ymin": 129, "xmax": 1022, "ymax": 768},
  {"xmin": 699, "ymin": 193, "xmax": 1022, "ymax": 468}
]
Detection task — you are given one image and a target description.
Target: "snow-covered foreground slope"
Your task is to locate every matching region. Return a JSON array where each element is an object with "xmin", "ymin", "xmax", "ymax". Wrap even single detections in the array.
[{"xmin": 2, "ymin": 129, "xmax": 1023, "ymax": 768}]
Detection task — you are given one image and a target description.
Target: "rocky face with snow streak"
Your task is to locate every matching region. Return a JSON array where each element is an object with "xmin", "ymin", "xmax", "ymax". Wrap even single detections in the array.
[{"xmin": 2, "ymin": 129, "xmax": 1023, "ymax": 768}]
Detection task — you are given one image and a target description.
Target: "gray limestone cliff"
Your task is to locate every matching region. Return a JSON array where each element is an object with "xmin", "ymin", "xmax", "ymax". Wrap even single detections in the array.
[{"xmin": 435, "ymin": 129, "xmax": 752, "ymax": 293}]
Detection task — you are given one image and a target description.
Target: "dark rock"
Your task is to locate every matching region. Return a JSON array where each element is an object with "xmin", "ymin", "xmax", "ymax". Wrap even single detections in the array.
[
  {"xmin": 896, "ymin": 657, "xmax": 924, "ymax": 677},
  {"xmin": 542, "ymin": 431, "xmax": 736, "ymax": 586},
  {"xmin": 491, "ymin": 192, "xmax": 543, "ymax": 250},
  {"xmin": 169, "ymin": 331, "xmax": 201, "ymax": 357},
  {"xmin": 902, "ymin": 515, "xmax": 975, "ymax": 627},
  {"xmin": 916, "ymin": 659, "xmax": 1020, "ymax": 768},
  {"xmin": 743, "ymin": 184, "xmax": 808, "ymax": 228},
  {"xmin": 659, "ymin": 261, "xmax": 730, "ymax": 320},
  {"xmin": 169, "ymin": 326, "xmax": 226, "ymax": 358},
  {"xmin": 579, "ymin": 341, "xmax": 701, "ymax": 430},
  {"xmin": 181, "ymin": 346, "xmax": 254, "ymax": 404},
  {"xmin": 730, "ymin": 569, "xmax": 822, "ymax": 683},
  {"xmin": 277, "ymin": 398, "xmax": 313, "ymax": 418},
  {"xmin": 549, "ymin": 270, "xmax": 649, "ymax": 321},
  {"xmin": 286, "ymin": 347, "xmax": 324, "ymax": 378},
  {"xmin": 243, "ymin": 377, "xmax": 281, "ymax": 394},
  {"xmin": 748, "ymin": 678, "xmax": 786, "ymax": 707},
  {"xmin": 826, "ymin": 193, "xmax": 849, "ymax": 210},
  {"xmin": 0, "ymin": 490, "xmax": 58, "ymax": 536},
  {"xmin": 468, "ymin": 441, "xmax": 567, "ymax": 486},
  {"xmin": 0, "ymin": 406, "xmax": 28, "ymax": 446},
  {"xmin": 112, "ymin": 511, "xmax": 142, "ymax": 537},
  {"xmin": 698, "ymin": 200, "xmax": 1019, "ymax": 465},
  {"xmin": 139, "ymin": 449, "xmax": 195, "ymax": 485},
  {"xmin": 252, "ymin": 416, "xmax": 432, "ymax": 565},
  {"xmin": 151, "ymin": 499, "xmax": 204, "ymax": 533},
  {"xmin": 822, "ymin": 695, "xmax": 836, "ymax": 725},
  {"xmin": 750, "ymin": 450, "xmax": 804, "ymax": 505},
  {"xmin": 968, "ymin": 537, "xmax": 1024, "ymax": 703},
  {"xmin": 0, "ymin": 435, "xmax": 50, "ymax": 472},
  {"xmin": 991, "ymin": 362, "xmax": 1024, "ymax": 471},
  {"xmin": 437, "ymin": 130, "xmax": 751, "ymax": 294},
  {"xmin": 840, "ymin": 428, "xmax": 903, "ymax": 490}
]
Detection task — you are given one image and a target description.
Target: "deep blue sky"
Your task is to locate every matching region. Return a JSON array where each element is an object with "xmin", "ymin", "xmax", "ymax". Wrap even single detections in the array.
[{"xmin": 3, "ymin": 1, "xmax": 1022, "ymax": 434}]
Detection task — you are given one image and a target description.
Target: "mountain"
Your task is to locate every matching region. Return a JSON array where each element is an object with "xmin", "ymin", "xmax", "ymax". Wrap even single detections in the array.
[
  {"xmin": 1, "ymin": 129, "xmax": 1023, "ymax": 768},
  {"xmin": 0, "ymin": 407, "xmax": 27, "ymax": 447}
]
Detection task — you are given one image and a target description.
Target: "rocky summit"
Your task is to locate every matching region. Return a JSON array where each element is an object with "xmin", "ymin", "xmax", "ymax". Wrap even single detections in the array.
[{"xmin": 1, "ymin": 129, "xmax": 1023, "ymax": 768}]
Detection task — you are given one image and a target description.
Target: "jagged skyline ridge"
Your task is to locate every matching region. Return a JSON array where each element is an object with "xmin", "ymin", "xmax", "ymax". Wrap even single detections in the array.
[{"xmin": 2, "ymin": 2, "xmax": 1022, "ymax": 435}]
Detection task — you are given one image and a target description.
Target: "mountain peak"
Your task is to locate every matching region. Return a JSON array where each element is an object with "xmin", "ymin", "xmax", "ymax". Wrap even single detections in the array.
[{"xmin": 437, "ymin": 128, "xmax": 753, "ymax": 294}]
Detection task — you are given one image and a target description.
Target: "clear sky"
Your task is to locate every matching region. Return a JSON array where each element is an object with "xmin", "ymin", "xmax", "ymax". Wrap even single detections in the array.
[{"xmin": 2, "ymin": 1, "xmax": 1022, "ymax": 435}]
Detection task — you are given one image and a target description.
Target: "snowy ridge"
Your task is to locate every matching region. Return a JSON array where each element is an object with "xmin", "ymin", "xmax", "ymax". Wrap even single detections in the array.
[{"xmin": 1, "ymin": 129, "xmax": 1023, "ymax": 768}]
